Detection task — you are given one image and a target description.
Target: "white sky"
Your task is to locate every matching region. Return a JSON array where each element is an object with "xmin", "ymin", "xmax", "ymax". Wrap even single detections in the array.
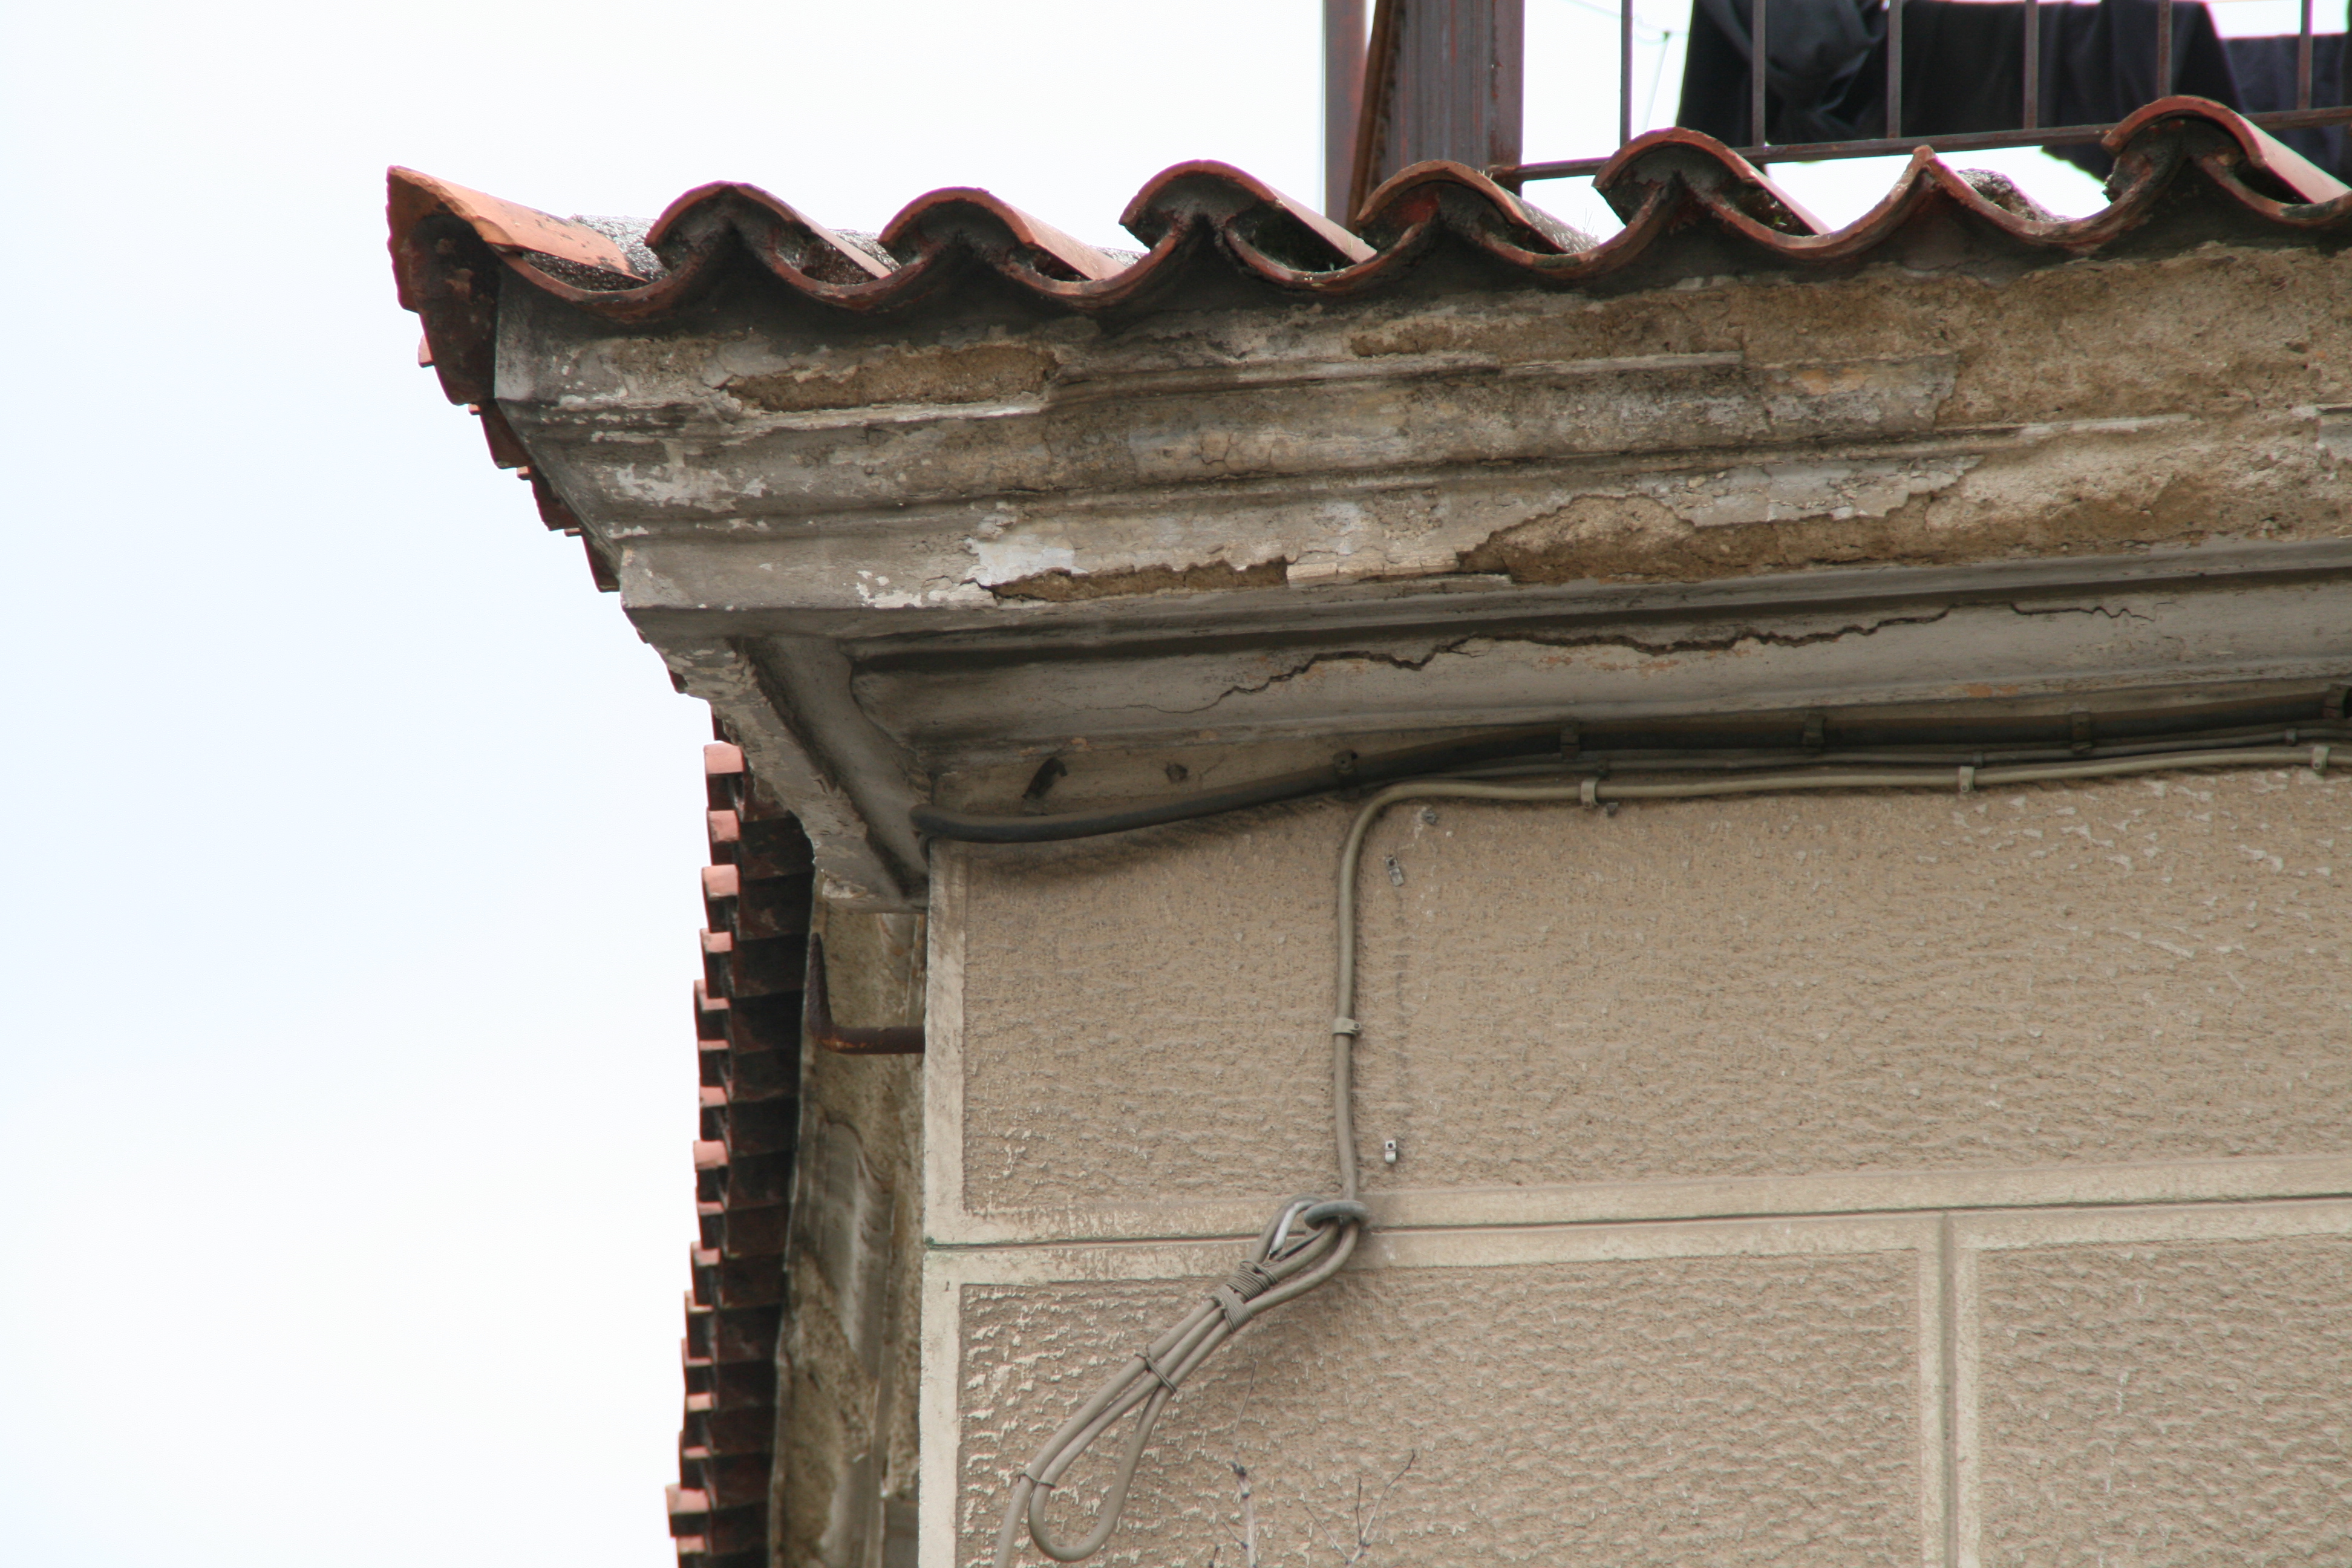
[{"xmin": 0, "ymin": 2, "xmax": 2319, "ymax": 1564}]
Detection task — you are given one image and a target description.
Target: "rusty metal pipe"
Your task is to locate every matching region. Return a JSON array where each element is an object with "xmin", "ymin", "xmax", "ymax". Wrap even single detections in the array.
[
  {"xmin": 1621, "ymin": 0, "xmax": 1636, "ymax": 145},
  {"xmin": 2024, "ymin": 0, "xmax": 2042, "ymax": 131},
  {"xmin": 1323, "ymin": 0, "xmax": 1369, "ymax": 221},
  {"xmin": 1752, "ymin": 0, "xmax": 1769, "ymax": 145},
  {"xmin": 2158, "ymin": 0, "xmax": 2175, "ymax": 97},
  {"xmin": 2298, "ymin": 0, "xmax": 2314, "ymax": 111},
  {"xmin": 1887, "ymin": 0, "xmax": 1904, "ymax": 138},
  {"xmin": 802, "ymin": 934, "xmax": 923, "ymax": 1054}
]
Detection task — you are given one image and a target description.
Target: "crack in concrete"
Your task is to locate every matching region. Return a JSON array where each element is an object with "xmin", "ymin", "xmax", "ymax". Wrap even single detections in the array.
[
  {"xmin": 1514, "ymin": 608, "xmax": 1957, "ymax": 656},
  {"xmin": 1142, "ymin": 641, "xmax": 1475, "ymax": 715},
  {"xmin": 2004, "ymin": 600, "xmax": 2155, "ymax": 622},
  {"xmin": 1132, "ymin": 598, "xmax": 2141, "ymax": 718}
]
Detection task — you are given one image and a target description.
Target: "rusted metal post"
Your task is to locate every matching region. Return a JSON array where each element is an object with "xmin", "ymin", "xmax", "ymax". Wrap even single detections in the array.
[
  {"xmin": 1351, "ymin": 0, "xmax": 1524, "ymax": 201},
  {"xmin": 1752, "ymin": 0, "xmax": 1769, "ymax": 145},
  {"xmin": 1886, "ymin": 0, "xmax": 1903, "ymax": 138},
  {"xmin": 2024, "ymin": 0, "xmax": 2041, "ymax": 129},
  {"xmin": 1621, "ymin": 0, "xmax": 1635, "ymax": 145},
  {"xmin": 1325, "ymin": 0, "xmax": 1369, "ymax": 220},
  {"xmin": 2298, "ymin": 0, "xmax": 2314, "ymax": 109},
  {"xmin": 1488, "ymin": 0, "xmax": 1527, "ymax": 169}
]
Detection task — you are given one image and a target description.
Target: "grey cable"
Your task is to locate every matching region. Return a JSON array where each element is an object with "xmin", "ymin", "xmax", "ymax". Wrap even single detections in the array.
[{"xmin": 987, "ymin": 742, "xmax": 2330, "ymax": 1566}]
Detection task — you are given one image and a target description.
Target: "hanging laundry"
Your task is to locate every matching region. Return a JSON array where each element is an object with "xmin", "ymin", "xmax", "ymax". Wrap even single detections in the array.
[{"xmin": 1675, "ymin": 0, "xmax": 2266, "ymax": 179}]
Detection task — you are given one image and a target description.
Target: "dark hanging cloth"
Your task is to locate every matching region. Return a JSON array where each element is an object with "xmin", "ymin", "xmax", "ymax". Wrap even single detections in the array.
[
  {"xmin": 1679, "ymin": 0, "xmax": 1887, "ymax": 145},
  {"xmin": 1676, "ymin": 0, "xmax": 2241, "ymax": 178},
  {"xmin": 2224, "ymin": 33, "xmax": 2351, "ymax": 177}
]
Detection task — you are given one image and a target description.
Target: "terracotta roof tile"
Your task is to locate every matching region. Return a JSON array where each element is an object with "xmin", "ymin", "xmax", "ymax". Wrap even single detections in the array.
[
  {"xmin": 391, "ymin": 98, "xmax": 2352, "ymax": 597},
  {"xmin": 668, "ymin": 736, "xmax": 812, "ymax": 1568},
  {"xmin": 393, "ymin": 99, "xmax": 2352, "ymax": 413}
]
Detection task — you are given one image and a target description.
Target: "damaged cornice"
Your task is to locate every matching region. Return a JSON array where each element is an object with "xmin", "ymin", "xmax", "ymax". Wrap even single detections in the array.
[{"xmin": 390, "ymin": 102, "xmax": 2352, "ymax": 907}]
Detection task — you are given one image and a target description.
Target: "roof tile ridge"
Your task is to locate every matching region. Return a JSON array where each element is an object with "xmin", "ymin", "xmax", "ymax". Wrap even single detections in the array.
[
  {"xmin": 646, "ymin": 181, "xmax": 896, "ymax": 286},
  {"xmin": 880, "ymin": 186, "xmax": 1127, "ymax": 283},
  {"xmin": 2108, "ymin": 95, "xmax": 2350, "ymax": 203},
  {"xmin": 1594, "ymin": 129, "xmax": 1831, "ymax": 237},
  {"xmin": 1353, "ymin": 158, "xmax": 1591, "ymax": 255},
  {"xmin": 2106, "ymin": 94, "xmax": 2352, "ymax": 224},
  {"xmin": 387, "ymin": 166, "xmax": 645, "ymax": 283},
  {"xmin": 1757, "ymin": 148, "xmax": 2086, "ymax": 260},
  {"xmin": 1120, "ymin": 160, "xmax": 1375, "ymax": 271}
]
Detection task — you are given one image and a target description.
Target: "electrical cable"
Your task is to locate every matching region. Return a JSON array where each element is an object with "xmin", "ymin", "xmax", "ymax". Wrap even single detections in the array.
[
  {"xmin": 984, "ymin": 739, "xmax": 2333, "ymax": 1566},
  {"xmin": 913, "ymin": 691, "xmax": 2350, "ymax": 845}
]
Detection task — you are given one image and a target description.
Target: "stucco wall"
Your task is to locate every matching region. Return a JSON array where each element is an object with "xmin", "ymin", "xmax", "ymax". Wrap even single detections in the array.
[{"xmin": 923, "ymin": 765, "xmax": 2350, "ymax": 1566}]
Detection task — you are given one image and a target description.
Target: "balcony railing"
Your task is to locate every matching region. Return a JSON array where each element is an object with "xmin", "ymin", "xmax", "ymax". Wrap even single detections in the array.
[{"xmin": 1491, "ymin": 0, "xmax": 2352, "ymax": 186}]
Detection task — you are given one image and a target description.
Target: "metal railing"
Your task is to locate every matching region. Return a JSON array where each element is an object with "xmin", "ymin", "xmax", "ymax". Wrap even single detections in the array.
[{"xmin": 1497, "ymin": 0, "xmax": 2352, "ymax": 185}]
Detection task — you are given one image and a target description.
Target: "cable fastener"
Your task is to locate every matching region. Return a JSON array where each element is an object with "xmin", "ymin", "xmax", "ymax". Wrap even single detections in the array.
[
  {"xmin": 1137, "ymin": 1347, "xmax": 1181, "ymax": 1395},
  {"xmin": 1958, "ymin": 765, "xmax": 1976, "ymax": 794},
  {"xmin": 1331, "ymin": 1016, "xmax": 1361, "ymax": 1036},
  {"xmin": 2314, "ymin": 743, "xmax": 2333, "ymax": 776},
  {"xmin": 1580, "ymin": 777, "xmax": 1601, "ymax": 808}
]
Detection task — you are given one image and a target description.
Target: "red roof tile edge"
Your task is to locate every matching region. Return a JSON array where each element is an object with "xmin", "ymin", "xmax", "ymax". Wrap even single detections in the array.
[
  {"xmin": 670, "ymin": 736, "xmax": 817, "ymax": 1568},
  {"xmin": 392, "ymin": 99, "xmax": 2352, "ymax": 411}
]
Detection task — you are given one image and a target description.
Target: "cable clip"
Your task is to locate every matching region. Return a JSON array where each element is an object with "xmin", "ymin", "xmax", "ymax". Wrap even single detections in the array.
[
  {"xmin": 1958, "ymin": 765, "xmax": 1976, "ymax": 794},
  {"xmin": 1212, "ymin": 1261, "xmax": 1279, "ymax": 1329},
  {"xmin": 1580, "ymin": 777, "xmax": 1601, "ymax": 808},
  {"xmin": 2314, "ymin": 743, "xmax": 2332, "ymax": 776},
  {"xmin": 1137, "ymin": 1347, "xmax": 1181, "ymax": 1396},
  {"xmin": 1331, "ymin": 1016, "xmax": 1361, "ymax": 1036}
]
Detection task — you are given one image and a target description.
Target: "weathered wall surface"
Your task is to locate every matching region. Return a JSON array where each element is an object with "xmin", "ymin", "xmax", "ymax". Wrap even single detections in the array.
[
  {"xmin": 496, "ymin": 240, "xmax": 2352, "ymax": 905},
  {"xmin": 509, "ymin": 244, "xmax": 2352, "ymax": 612},
  {"xmin": 777, "ymin": 907, "xmax": 926, "ymax": 1568},
  {"xmin": 923, "ymin": 765, "xmax": 2351, "ymax": 1567}
]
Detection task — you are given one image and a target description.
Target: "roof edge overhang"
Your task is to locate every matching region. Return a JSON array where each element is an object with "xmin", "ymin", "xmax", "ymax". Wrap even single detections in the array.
[{"xmin": 389, "ymin": 100, "xmax": 2352, "ymax": 907}]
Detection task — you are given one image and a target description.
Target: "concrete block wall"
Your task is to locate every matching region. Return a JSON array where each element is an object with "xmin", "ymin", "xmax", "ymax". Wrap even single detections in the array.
[{"xmin": 922, "ymin": 766, "xmax": 2350, "ymax": 1566}]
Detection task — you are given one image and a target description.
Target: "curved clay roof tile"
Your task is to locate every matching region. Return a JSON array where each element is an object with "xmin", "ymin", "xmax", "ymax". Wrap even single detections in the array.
[
  {"xmin": 390, "ymin": 99, "xmax": 2352, "ymax": 416},
  {"xmin": 878, "ymin": 186, "xmax": 1125, "ymax": 282},
  {"xmin": 1120, "ymin": 160, "xmax": 1374, "ymax": 271}
]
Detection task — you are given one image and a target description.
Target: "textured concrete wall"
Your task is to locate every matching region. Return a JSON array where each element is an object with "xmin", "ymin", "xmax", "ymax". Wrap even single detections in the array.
[
  {"xmin": 952, "ymin": 767, "xmax": 2348, "ymax": 1227},
  {"xmin": 923, "ymin": 765, "xmax": 2351, "ymax": 1567},
  {"xmin": 954, "ymin": 1250, "xmax": 1924, "ymax": 1567},
  {"xmin": 1967, "ymin": 1224, "xmax": 2352, "ymax": 1564}
]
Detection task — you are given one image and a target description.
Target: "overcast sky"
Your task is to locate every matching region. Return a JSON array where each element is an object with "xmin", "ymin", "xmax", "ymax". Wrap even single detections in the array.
[{"xmin": 0, "ymin": 1, "xmax": 2295, "ymax": 1563}]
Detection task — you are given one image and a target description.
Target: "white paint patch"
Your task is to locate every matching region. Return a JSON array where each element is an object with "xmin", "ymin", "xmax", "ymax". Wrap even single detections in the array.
[
  {"xmin": 1636, "ymin": 456, "xmax": 1982, "ymax": 529},
  {"xmin": 962, "ymin": 534, "xmax": 1076, "ymax": 586}
]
